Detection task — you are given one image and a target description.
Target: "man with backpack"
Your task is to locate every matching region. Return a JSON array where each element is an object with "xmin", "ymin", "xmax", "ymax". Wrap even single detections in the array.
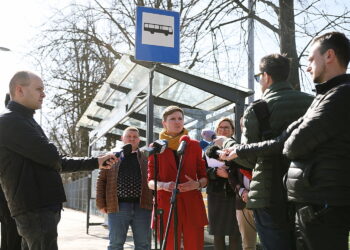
[{"xmin": 225, "ymin": 54, "xmax": 313, "ymax": 250}]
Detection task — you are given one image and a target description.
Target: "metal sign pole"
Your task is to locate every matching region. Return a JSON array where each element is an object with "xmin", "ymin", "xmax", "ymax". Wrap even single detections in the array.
[
  {"xmin": 147, "ymin": 64, "xmax": 157, "ymax": 145},
  {"xmin": 86, "ymin": 142, "xmax": 92, "ymax": 234}
]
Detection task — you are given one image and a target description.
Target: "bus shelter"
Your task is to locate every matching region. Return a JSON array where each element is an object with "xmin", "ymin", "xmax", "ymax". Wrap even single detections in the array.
[{"xmin": 76, "ymin": 54, "xmax": 253, "ymax": 233}]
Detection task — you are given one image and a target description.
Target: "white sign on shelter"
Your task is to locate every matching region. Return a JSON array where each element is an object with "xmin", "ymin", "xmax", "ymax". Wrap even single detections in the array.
[{"xmin": 142, "ymin": 12, "xmax": 174, "ymax": 48}]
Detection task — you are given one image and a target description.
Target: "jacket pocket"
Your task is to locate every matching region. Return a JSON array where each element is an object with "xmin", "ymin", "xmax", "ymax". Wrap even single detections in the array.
[{"xmin": 290, "ymin": 160, "xmax": 315, "ymax": 187}]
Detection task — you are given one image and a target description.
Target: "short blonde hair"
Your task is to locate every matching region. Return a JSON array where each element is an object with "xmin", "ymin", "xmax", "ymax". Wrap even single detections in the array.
[
  {"xmin": 123, "ymin": 126, "xmax": 139, "ymax": 136},
  {"xmin": 162, "ymin": 106, "xmax": 184, "ymax": 121}
]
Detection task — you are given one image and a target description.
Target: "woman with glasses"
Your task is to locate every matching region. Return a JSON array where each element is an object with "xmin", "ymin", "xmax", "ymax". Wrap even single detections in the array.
[{"xmin": 205, "ymin": 117, "xmax": 241, "ymax": 250}]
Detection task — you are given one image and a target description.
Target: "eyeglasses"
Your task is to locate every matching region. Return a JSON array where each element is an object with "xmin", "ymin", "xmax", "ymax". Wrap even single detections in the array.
[
  {"xmin": 218, "ymin": 126, "xmax": 231, "ymax": 130},
  {"xmin": 254, "ymin": 72, "xmax": 263, "ymax": 83}
]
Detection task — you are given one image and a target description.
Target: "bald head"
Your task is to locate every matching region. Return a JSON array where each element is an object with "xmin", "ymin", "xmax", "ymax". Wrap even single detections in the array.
[
  {"xmin": 9, "ymin": 71, "xmax": 38, "ymax": 97},
  {"xmin": 9, "ymin": 71, "xmax": 45, "ymax": 110}
]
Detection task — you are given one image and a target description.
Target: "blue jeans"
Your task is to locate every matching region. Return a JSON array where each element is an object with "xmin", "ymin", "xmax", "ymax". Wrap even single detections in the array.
[
  {"xmin": 108, "ymin": 202, "xmax": 152, "ymax": 250},
  {"xmin": 14, "ymin": 208, "xmax": 61, "ymax": 250},
  {"xmin": 254, "ymin": 208, "xmax": 294, "ymax": 250}
]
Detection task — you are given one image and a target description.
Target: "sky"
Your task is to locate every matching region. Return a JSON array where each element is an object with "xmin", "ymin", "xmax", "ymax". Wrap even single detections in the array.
[
  {"xmin": 0, "ymin": 0, "xmax": 68, "ymax": 111},
  {"xmin": 1, "ymin": 0, "xmax": 348, "ymax": 113},
  {"xmin": 0, "ymin": 0, "xmax": 272, "ymax": 113}
]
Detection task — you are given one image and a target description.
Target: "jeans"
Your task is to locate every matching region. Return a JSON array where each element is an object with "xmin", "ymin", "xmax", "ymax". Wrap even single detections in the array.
[
  {"xmin": 14, "ymin": 208, "xmax": 61, "ymax": 250},
  {"xmin": 108, "ymin": 202, "xmax": 152, "ymax": 250},
  {"xmin": 253, "ymin": 208, "xmax": 294, "ymax": 250}
]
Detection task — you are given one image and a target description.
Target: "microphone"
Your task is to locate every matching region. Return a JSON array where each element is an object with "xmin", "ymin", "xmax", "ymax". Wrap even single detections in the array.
[
  {"xmin": 140, "ymin": 139, "xmax": 168, "ymax": 157},
  {"xmin": 102, "ymin": 143, "xmax": 132, "ymax": 166},
  {"xmin": 177, "ymin": 135, "xmax": 190, "ymax": 156},
  {"xmin": 205, "ymin": 145, "xmax": 225, "ymax": 160},
  {"xmin": 113, "ymin": 143, "xmax": 133, "ymax": 158}
]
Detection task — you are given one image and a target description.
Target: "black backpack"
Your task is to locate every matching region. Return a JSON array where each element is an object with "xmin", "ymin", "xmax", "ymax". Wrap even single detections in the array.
[{"xmin": 251, "ymin": 99, "xmax": 273, "ymax": 140}]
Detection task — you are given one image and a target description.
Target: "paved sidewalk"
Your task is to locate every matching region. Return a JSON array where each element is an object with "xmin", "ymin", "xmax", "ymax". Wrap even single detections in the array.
[
  {"xmin": 1, "ymin": 208, "xmax": 215, "ymax": 249},
  {"xmin": 58, "ymin": 208, "xmax": 147, "ymax": 249},
  {"xmin": 58, "ymin": 208, "xmax": 215, "ymax": 250},
  {"xmin": 58, "ymin": 208, "xmax": 111, "ymax": 250}
]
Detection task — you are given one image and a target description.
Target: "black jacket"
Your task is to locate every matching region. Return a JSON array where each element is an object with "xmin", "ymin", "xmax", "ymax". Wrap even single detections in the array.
[
  {"xmin": 0, "ymin": 101, "xmax": 98, "ymax": 216},
  {"xmin": 206, "ymin": 162, "xmax": 235, "ymax": 197},
  {"xmin": 283, "ymin": 74, "xmax": 350, "ymax": 206}
]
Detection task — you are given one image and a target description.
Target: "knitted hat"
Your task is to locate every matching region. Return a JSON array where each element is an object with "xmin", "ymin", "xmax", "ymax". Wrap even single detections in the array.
[{"xmin": 201, "ymin": 129, "xmax": 216, "ymax": 142}]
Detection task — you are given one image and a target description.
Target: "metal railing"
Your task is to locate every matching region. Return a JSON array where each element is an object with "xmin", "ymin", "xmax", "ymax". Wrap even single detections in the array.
[{"xmin": 62, "ymin": 171, "xmax": 101, "ymax": 217}]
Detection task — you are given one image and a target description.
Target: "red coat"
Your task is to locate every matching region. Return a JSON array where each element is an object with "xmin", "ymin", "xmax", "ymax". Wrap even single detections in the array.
[{"xmin": 148, "ymin": 139, "xmax": 208, "ymax": 249}]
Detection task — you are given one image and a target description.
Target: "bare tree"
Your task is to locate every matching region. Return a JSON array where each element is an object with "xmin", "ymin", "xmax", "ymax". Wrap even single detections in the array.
[
  {"xmin": 33, "ymin": 0, "xmax": 241, "ymax": 157},
  {"xmin": 35, "ymin": 4, "xmax": 118, "ymax": 157},
  {"xmin": 32, "ymin": 0, "xmax": 350, "ymax": 160},
  {"xmin": 204, "ymin": 0, "xmax": 350, "ymax": 90}
]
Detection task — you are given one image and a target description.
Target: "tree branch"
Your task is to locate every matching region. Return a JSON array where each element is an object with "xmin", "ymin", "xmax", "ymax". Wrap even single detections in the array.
[
  {"xmin": 231, "ymin": 0, "xmax": 279, "ymax": 33},
  {"xmin": 94, "ymin": 0, "xmax": 135, "ymax": 46}
]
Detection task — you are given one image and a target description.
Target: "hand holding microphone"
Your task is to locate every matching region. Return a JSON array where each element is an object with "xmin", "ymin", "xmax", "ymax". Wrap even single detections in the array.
[
  {"xmin": 205, "ymin": 144, "xmax": 238, "ymax": 161},
  {"xmin": 102, "ymin": 143, "xmax": 132, "ymax": 167},
  {"xmin": 219, "ymin": 147, "xmax": 238, "ymax": 161},
  {"xmin": 205, "ymin": 145, "xmax": 225, "ymax": 160},
  {"xmin": 98, "ymin": 153, "xmax": 118, "ymax": 169}
]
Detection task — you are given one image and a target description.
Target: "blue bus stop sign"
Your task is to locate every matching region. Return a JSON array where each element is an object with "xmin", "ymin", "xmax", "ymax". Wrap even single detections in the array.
[{"xmin": 135, "ymin": 6, "xmax": 180, "ymax": 65}]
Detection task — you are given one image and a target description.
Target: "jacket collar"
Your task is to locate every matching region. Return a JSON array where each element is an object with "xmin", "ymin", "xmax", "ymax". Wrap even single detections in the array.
[
  {"xmin": 315, "ymin": 74, "xmax": 350, "ymax": 95},
  {"xmin": 7, "ymin": 101, "xmax": 35, "ymax": 118},
  {"xmin": 262, "ymin": 81, "xmax": 293, "ymax": 98}
]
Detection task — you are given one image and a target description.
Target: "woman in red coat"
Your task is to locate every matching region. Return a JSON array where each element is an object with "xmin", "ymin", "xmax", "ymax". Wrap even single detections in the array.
[{"xmin": 148, "ymin": 105, "xmax": 208, "ymax": 250}]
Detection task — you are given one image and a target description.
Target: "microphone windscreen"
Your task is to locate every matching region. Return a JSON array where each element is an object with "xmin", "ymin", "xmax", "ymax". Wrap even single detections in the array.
[
  {"xmin": 122, "ymin": 143, "xmax": 132, "ymax": 156},
  {"xmin": 205, "ymin": 145, "xmax": 221, "ymax": 159},
  {"xmin": 179, "ymin": 135, "xmax": 191, "ymax": 143}
]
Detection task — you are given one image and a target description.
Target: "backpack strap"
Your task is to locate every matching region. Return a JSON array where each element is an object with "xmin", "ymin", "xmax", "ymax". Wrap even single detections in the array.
[
  {"xmin": 252, "ymin": 100, "xmax": 289, "ymax": 209},
  {"xmin": 251, "ymin": 99, "xmax": 273, "ymax": 140}
]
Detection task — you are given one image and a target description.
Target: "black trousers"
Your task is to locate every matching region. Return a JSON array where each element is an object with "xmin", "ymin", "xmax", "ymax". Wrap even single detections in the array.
[
  {"xmin": 295, "ymin": 204, "xmax": 350, "ymax": 250},
  {"xmin": 0, "ymin": 198, "xmax": 21, "ymax": 250}
]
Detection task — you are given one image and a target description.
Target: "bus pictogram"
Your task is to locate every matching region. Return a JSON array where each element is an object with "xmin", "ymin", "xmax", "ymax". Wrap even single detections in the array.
[{"xmin": 144, "ymin": 23, "xmax": 173, "ymax": 36}]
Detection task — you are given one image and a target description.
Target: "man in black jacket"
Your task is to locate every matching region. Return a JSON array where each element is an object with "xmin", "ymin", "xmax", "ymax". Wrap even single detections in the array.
[
  {"xmin": 0, "ymin": 71, "xmax": 117, "ymax": 250},
  {"xmin": 222, "ymin": 32, "xmax": 350, "ymax": 250},
  {"xmin": 283, "ymin": 32, "xmax": 350, "ymax": 250},
  {"xmin": 0, "ymin": 93, "xmax": 21, "ymax": 250}
]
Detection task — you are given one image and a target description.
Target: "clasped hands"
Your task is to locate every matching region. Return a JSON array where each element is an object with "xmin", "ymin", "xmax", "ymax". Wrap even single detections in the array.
[{"xmin": 160, "ymin": 175, "xmax": 200, "ymax": 192}]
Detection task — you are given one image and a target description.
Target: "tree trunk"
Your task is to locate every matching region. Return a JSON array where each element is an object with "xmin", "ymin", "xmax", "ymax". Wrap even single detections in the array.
[{"xmin": 279, "ymin": 0, "xmax": 300, "ymax": 90}]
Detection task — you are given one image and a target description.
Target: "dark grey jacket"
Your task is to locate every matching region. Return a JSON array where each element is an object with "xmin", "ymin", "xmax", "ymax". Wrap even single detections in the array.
[
  {"xmin": 233, "ymin": 81, "xmax": 313, "ymax": 209},
  {"xmin": 0, "ymin": 101, "xmax": 99, "ymax": 216}
]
